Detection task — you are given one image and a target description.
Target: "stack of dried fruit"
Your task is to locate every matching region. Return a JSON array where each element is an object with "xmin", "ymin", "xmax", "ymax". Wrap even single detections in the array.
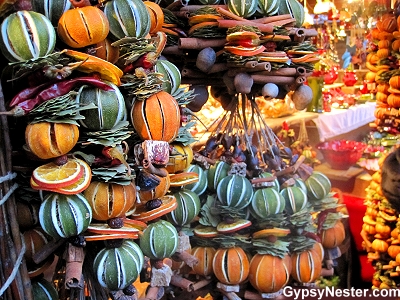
[
  {"xmin": 367, "ymin": 11, "xmax": 400, "ymax": 134},
  {"xmin": 0, "ymin": 0, "xmax": 345, "ymax": 298}
]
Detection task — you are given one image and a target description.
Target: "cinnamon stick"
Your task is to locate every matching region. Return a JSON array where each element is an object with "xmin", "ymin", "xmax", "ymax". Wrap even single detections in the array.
[
  {"xmin": 243, "ymin": 290, "xmax": 264, "ymax": 300},
  {"xmin": 178, "ymin": 38, "xmax": 226, "ymax": 50},
  {"xmin": 226, "ymin": 61, "xmax": 257, "ymax": 68},
  {"xmin": 182, "ymin": 68, "xmax": 207, "ymax": 78},
  {"xmin": 208, "ymin": 63, "xmax": 229, "ymax": 74},
  {"xmin": 251, "ymin": 74, "xmax": 296, "ymax": 85},
  {"xmin": 250, "ymin": 176, "xmax": 277, "ymax": 184},
  {"xmin": 162, "ymin": 46, "xmax": 184, "ymax": 55},
  {"xmin": 172, "ymin": 10, "xmax": 190, "ymax": 19},
  {"xmin": 293, "ymin": 28, "xmax": 306, "ymax": 43},
  {"xmin": 296, "ymin": 66, "xmax": 307, "ymax": 76},
  {"xmin": 180, "ymin": 4, "xmax": 228, "ymax": 12},
  {"xmin": 216, "ymin": 7, "xmax": 247, "ymax": 21},
  {"xmin": 265, "ymin": 68, "xmax": 297, "ymax": 76},
  {"xmin": 251, "ymin": 14, "xmax": 292, "ymax": 24},
  {"xmin": 170, "ymin": 274, "xmax": 194, "ymax": 292},
  {"xmin": 288, "ymin": 28, "xmax": 318, "ymax": 37},
  {"xmin": 192, "ymin": 279, "xmax": 212, "ymax": 291},
  {"xmin": 217, "ymin": 19, "xmax": 274, "ymax": 33},
  {"xmin": 265, "ymin": 18, "xmax": 296, "ymax": 26},
  {"xmin": 64, "ymin": 243, "xmax": 85, "ymax": 289}
]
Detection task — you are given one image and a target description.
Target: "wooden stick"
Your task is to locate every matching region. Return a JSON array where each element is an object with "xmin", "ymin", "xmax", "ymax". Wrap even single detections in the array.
[
  {"xmin": 217, "ymin": 19, "xmax": 274, "ymax": 33},
  {"xmin": 0, "ymin": 81, "xmax": 32, "ymax": 300},
  {"xmin": 251, "ymin": 14, "xmax": 293, "ymax": 24},
  {"xmin": 33, "ymin": 238, "xmax": 65, "ymax": 265},
  {"xmin": 178, "ymin": 38, "xmax": 226, "ymax": 50}
]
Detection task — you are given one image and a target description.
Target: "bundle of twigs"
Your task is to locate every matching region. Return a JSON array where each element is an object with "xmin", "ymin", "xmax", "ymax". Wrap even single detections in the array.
[{"xmin": 0, "ymin": 81, "xmax": 33, "ymax": 300}]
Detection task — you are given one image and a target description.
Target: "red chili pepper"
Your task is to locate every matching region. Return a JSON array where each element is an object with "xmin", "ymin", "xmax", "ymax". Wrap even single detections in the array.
[
  {"xmin": 10, "ymin": 81, "xmax": 56, "ymax": 107},
  {"xmin": 13, "ymin": 77, "xmax": 114, "ymax": 114}
]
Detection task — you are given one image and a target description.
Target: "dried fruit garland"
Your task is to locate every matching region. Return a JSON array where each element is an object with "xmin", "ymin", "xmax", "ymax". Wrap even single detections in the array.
[{"xmin": 0, "ymin": 0, "xmax": 347, "ymax": 299}]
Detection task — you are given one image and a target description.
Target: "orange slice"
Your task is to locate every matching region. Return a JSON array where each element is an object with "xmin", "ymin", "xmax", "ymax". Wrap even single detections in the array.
[
  {"xmin": 216, "ymin": 219, "xmax": 252, "ymax": 234},
  {"xmin": 188, "ymin": 14, "xmax": 223, "ymax": 26},
  {"xmin": 123, "ymin": 218, "xmax": 148, "ymax": 231},
  {"xmin": 50, "ymin": 159, "xmax": 91, "ymax": 194},
  {"xmin": 252, "ymin": 228, "xmax": 291, "ymax": 239},
  {"xmin": 193, "ymin": 225, "xmax": 219, "ymax": 238},
  {"xmin": 169, "ymin": 172, "xmax": 199, "ymax": 187},
  {"xmin": 87, "ymin": 223, "xmax": 140, "ymax": 235},
  {"xmin": 32, "ymin": 159, "xmax": 83, "ymax": 189},
  {"xmin": 84, "ymin": 233, "xmax": 138, "ymax": 242},
  {"xmin": 131, "ymin": 195, "xmax": 177, "ymax": 222},
  {"xmin": 144, "ymin": 1, "xmax": 164, "ymax": 34}
]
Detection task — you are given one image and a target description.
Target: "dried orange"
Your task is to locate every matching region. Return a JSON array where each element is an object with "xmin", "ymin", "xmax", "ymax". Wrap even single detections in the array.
[
  {"xmin": 169, "ymin": 172, "xmax": 199, "ymax": 187},
  {"xmin": 31, "ymin": 159, "xmax": 92, "ymax": 194},
  {"xmin": 31, "ymin": 158, "xmax": 83, "ymax": 189},
  {"xmin": 131, "ymin": 195, "xmax": 177, "ymax": 222}
]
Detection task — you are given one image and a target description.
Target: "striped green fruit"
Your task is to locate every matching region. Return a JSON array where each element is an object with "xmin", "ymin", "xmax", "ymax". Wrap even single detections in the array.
[
  {"xmin": 217, "ymin": 175, "xmax": 253, "ymax": 209},
  {"xmin": 32, "ymin": 0, "xmax": 72, "ymax": 26},
  {"xmin": 39, "ymin": 193, "xmax": 92, "ymax": 239},
  {"xmin": 228, "ymin": 0, "xmax": 257, "ymax": 18},
  {"xmin": 305, "ymin": 171, "xmax": 331, "ymax": 201},
  {"xmin": 258, "ymin": 171, "xmax": 280, "ymax": 192},
  {"xmin": 0, "ymin": 11, "xmax": 56, "ymax": 62},
  {"xmin": 257, "ymin": 0, "xmax": 279, "ymax": 15},
  {"xmin": 32, "ymin": 278, "xmax": 59, "ymax": 300},
  {"xmin": 293, "ymin": 178, "xmax": 307, "ymax": 194},
  {"xmin": 250, "ymin": 188, "xmax": 285, "ymax": 219},
  {"xmin": 207, "ymin": 161, "xmax": 230, "ymax": 192},
  {"xmin": 139, "ymin": 219, "xmax": 178, "ymax": 259},
  {"xmin": 167, "ymin": 189, "xmax": 201, "ymax": 226},
  {"xmin": 104, "ymin": 0, "xmax": 151, "ymax": 40},
  {"xmin": 93, "ymin": 240, "xmax": 144, "ymax": 291},
  {"xmin": 154, "ymin": 60, "xmax": 181, "ymax": 96},
  {"xmin": 280, "ymin": 186, "xmax": 308, "ymax": 214},
  {"xmin": 185, "ymin": 164, "xmax": 208, "ymax": 195},
  {"xmin": 277, "ymin": 0, "xmax": 304, "ymax": 28},
  {"xmin": 77, "ymin": 81, "xmax": 127, "ymax": 131}
]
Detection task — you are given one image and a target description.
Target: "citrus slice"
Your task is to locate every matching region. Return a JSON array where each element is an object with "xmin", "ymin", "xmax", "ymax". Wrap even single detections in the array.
[
  {"xmin": 84, "ymin": 233, "xmax": 138, "ymax": 242},
  {"xmin": 252, "ymin": 228, "xmax": 291, "ymax": 239},
  {"xmin": 50, "ymin": 159, "xmax": 92, "ymax": 194},
  {"xmin": 87, "ymin": 223, "xmax": 140, "ymax": 235},
  {"xmin": 216, "ymin": 219, "xmax": 252, "ymax": 234},
  {"xmin": 193, "ymin": 224, "xmax": 219, "ymax": 238},
  {"xmin": 32, "ymin": 159, "xmax": 84, "ymax": 189},
  {"xmin": 131, "ymin": 195, "xmax": 177, "ymax": 222},
  {"xmin": 224, "ymin": 45, "xmax": 266, "ymax": 57},
  {"xmin": 123, "ymin": 218, "xmax": 148, "ymax": 231},
  {"xmin": 169, "ymin": 172, "xmax": 199, "ymax": 187}
]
